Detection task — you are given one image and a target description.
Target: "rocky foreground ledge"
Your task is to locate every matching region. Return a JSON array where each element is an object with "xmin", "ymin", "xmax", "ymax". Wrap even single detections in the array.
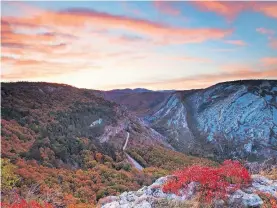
[{"xmin": 99, "ymin": 175, "xmax": 277, "ymax": 208}]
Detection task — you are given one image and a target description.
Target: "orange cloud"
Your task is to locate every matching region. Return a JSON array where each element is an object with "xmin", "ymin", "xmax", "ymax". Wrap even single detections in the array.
[
  {"xmin": 1, "ymin": 56, "xmax": 101, "ymax": 80},
  {"xmin": 1, "ymin": 56, "xmax": 15, "ymax": 63},
  {"xmin": 1, "ymin": 20, "xmax": 12, "ymax": 34},
  {"xmin": 3, "ymin": 3, "xmax": 231, "ymax": 45},
  {"xmin": 5, "ymin": 1, "xmax": 272, "ymax": 89},
  {"xmin": 221, "ymin": 64, "xmax": 253, "ymax": 73},
  {"xmin": 1, "ymin": 47, "xmax": 24, "ymax": 56},
  {"xmin": 224, "ymin": 40, "xmax": 247, "ymax": 46},
  {"xmin": 2, "ymin": 56, "xmax": 52, "ymax": 67},
  {"xmin": 1, "ymin": 2, "xmax": 234, "ymax": 82},
  {"xmin": 261, "ymin": 57, "xmax": 277, "ymax": 66},
  {"xmin": 2, "ymin": 30, "xmax": 56, "ymax": 46},
  {"xmin": 255, "ymin": 4, "xmax": 277, "ymax": 19},
  {"xmin": 153, "ymin": 1, "xmax": 181, "ymax": 16}
]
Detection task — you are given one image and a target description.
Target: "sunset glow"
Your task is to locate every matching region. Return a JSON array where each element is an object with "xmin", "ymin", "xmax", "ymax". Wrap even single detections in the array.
[{"xmin": 1, "ymin": 1, "xmax": 277, "ymax": 90}]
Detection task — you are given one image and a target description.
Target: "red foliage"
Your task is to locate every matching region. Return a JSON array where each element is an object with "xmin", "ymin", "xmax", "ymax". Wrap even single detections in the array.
[
  {"xmin": 95, "ymin": 152, "xmax": 103, "ymax": 163},
  {"xmin": 257, "ymin": 191, "xmax": 277, "ymax": 208},
  {"xmin": 1, "ymin": 119, "xmax": 37, "ymax": 157},
  {"xmin": 162, "ymin": 160, "xmax": 251, "ymax": 203},
  {"xmin": 1, "ymin": 199, "xmax": 54, "ymax": 208},
  {"xmin": 268, "ymin": 197, "xmax": 277, "ymax": 208}
]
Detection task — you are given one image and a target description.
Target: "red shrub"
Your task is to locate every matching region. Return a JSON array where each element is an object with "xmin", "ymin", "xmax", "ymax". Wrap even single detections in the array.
[
  {"xmin": 1, "ymin": 199, "xmax": 54, "ymax": 208},
  {"xmin": 162, "ymin": 160, "xmax": 251, "ymax": 203}
]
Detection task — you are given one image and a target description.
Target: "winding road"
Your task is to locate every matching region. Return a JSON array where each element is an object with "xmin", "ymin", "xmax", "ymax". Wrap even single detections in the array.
[
  {"xmin": 123, "ymin": 131, "xmax": 143, "ymax": 171},
  {"xmin": 123, "ymin": 132, "xmax": 129, "ymax": 151}
]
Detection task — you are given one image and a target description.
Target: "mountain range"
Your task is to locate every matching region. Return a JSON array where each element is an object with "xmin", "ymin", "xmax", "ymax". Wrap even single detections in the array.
[
  {"xmin": 105, "ymin": 80, "xmax": 277, "ymax": 162},
  {"xmin": 1, "ymin": 80, "xmax": 277, "ymax": 207}
]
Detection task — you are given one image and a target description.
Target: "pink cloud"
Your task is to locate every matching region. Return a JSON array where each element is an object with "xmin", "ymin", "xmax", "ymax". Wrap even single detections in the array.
[
  {"xmin": 1, "ymin": 3, "xmax": 232, "ymax": 83},
  {"xmin": 224, "ymin": 40, "xmax": 247, "ymax": 46},
  {"xmin": 270, "ymin": 38, "xmax": 277, "ymax": 49},
  {"xmin": 3, "ymin": 3, "xmax": 231, "ymax": 46},
  {"xmin": 255, "ymin": 4, "xmax": 277, "ymax": 19},
  {"xmin": 191, "ymin": 1, "xmax": 248, "ymax": 21},
  {"xmin": 1, "ymin": 55, "xmax": 101, "ymax": 80},
  {"xmin": 191, "ymin": 1, "xmax": 277, "ymax": 20},
  {"xmin": 221, "ymin": 64, "xmax": 253, "ymax": 73},
  {"xmin": 256, "ymin": 27, "xmax": 277, "ymax": 49},
  {"xmin": 153, "ymin": 1, "xmax": 181, "ymax": 16},
  {"xmin": 261, "ymin": 57, "xmax": 277, "ymax": 66},
  {"xmin": 256, "ymin": 28, "xmax": 275, "ymax": 36},
  {"xmin": 107, "ymin": 68, "xmax": 277, "ymax": 90}
]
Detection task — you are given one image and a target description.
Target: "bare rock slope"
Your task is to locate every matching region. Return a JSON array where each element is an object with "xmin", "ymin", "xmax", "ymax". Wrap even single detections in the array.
[{"xmin": 100, "ymin": 174, "xmax": 277, "ymax": 208}]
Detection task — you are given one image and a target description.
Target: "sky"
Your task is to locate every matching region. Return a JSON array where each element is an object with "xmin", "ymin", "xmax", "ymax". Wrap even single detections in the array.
[{"xmin": 1, "ymin": 1, "xmax": 277, "ymax": 90}]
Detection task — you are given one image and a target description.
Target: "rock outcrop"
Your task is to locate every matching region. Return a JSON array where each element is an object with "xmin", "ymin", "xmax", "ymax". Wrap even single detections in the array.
[
  {"xmin": 99, "ymin": 175, "xmax": 277, "ymax": 208},
  {"xmin": 106, "ymin": 80, "xmax": 277, "ymax": 161}
]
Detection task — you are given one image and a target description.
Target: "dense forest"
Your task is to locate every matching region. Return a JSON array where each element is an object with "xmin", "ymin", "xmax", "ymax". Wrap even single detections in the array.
[{"xmin": 1, "ymin": 82, "xmax": 216, "ymax": 207}]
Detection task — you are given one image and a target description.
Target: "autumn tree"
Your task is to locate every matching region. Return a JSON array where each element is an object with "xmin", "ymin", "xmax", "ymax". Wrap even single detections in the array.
[{"xmin": 1, "ymin": 158, "xmax": 20, "ymax": 192}]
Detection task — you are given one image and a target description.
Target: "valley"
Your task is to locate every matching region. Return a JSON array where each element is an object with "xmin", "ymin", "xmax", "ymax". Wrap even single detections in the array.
[
  {"xmin": 1, "ymin": 82, "xmax": 215, "ymax": 207},
  {"xmin": 1, "ymin": 80, "xmax": 277, "ymax": 207},
  {"xmin": 106, "ymin": 80, "xmax": 277, "ymax": 162},
  {"xmin": 2, "ymin": 0, "xmax": 277, "ymax": 207},
  {"xmin": 123, "ymin": 131, "xmax": 144, "ymax": 171}
]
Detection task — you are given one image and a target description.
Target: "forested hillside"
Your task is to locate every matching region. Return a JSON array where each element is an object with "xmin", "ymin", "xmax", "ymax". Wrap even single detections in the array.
[{"xmin": 1, "ymin": 82, "xmax": 216, "ymax": 207}]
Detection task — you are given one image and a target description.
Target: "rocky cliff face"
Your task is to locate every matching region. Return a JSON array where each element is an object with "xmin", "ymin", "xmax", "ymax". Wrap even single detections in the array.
[
  {"xmin": 99, "ymin": 175, "xmax": 277, "ymax": 208},
  {"xmin": 144, "ymin": 94, "xmax": 195, "ymax": 153},
  {"xmin": 129, "ymin": 80, "xmax": 277, "ymax": 161},
  {"xmin": 186, "ymin": 80, "xmax": 277, "ymax": 160}
]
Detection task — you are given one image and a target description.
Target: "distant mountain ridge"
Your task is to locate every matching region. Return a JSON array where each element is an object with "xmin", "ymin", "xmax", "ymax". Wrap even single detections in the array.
[
  {"xmin": 2, "ymin": 80, "xmax": 276, "ymax": 162},
  {"xmin": 105, "ymin": 88, "xmax": 175, "ymax": 93},
  {"xmin": 106, "ymin": 80, "xmax": 277, "ymax": 161},
  {"xmin": 105, "ymin": 88, "xmax": 153, "ymax": 93}
]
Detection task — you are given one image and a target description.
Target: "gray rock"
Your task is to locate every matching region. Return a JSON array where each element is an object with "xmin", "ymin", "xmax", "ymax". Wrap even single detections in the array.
[
  {"xmin": 134, "ymin": 200, "xmax": 152, "ymax": 208},
  {"xmin": 251, "ymin": 175, "xmax": 277, "ymax": 198},
  {"xmin": 138, "ymin": 186, "xmax": 148, "ymax": 193},
  {"xmin": 214, "ymin": 199, "xmax": 225, "ymax": 208},
  {"xmin": 102, "ymin": 201, "xmax": 120, "ymax": 208},
  {"xmin": 101, "ymin": 175, "xmax": 277, "ymax": 208},
  {"xmin": 229, "ymin": 190, "xmax": 263, "ymax": 207},
  {"xmin": 252, "ymin": 183, "xmax": 277, "ymax": 199},
  {"xmin": 126, "ymin": 192, "xmax": 137, "ymax": 202},
  {"xmin": 118, "ymin": 193, "xmax": 128, "ymax": 205},
  {"xmin": 252, "ymin": 175, "xmax": 272, "ymax": 185},
  {"xmin": 183, "ymin": 182, "xmax": 198, "ymax": 200},
  {"xmin": 243, "ymin": 187, "xmax": 256, "ymax": 194},
  {"xmin": 154, "ymin": 176, "xmax": 172, "ymax": 185}
]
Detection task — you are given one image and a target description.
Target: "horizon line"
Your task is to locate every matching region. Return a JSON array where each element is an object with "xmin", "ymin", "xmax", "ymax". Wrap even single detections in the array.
[{"xmin": 2, "ymin": 79, "xmax": 276, "ymax": 92}]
